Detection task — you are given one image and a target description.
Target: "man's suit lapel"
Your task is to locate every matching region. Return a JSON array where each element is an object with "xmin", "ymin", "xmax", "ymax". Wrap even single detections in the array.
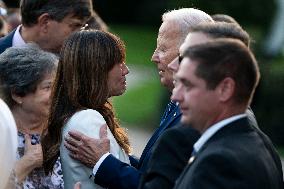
[
  {"xmin": 186, "ymin": 117, "xmax": 250, "ymax": 165},
  {"xmin": 174, "ymin": 117, "xmax": 251, "ymax": 188},
  {"xmin": 199, "ymin": 117, "xmax": 250, "ymax": 153},
  {"xmin": 138, "ymin": 105, "xmax": 182, "ymax": 168}
]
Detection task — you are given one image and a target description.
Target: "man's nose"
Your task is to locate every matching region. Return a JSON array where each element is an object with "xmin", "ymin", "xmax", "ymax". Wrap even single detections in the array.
[
  {"xmin": 168, "ymin": 57, "xmax": 179, "ymax": 73},
  {"xmin": 171, "ymin": 84, "xmax": 183, "ymax": 103},
  {"xmin": 151, "ymin": 50, "xmax": 159, "ymax": 64}
]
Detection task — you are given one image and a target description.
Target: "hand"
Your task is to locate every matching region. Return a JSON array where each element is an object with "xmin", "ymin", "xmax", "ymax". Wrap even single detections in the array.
[
  {"xmin": 24, "ymin": 134, "xmax": 43, "ymax": 169},
  {"xmin": 14, "ymin": 134, "xmax": 43, "ymax": 182},
  {"xmin": 74, "ymin": 182, "xmax": 81, "ymax": 189},
  {"xmin": 64, "ymin": 124, "xmax": 110, "ymax": 167}
]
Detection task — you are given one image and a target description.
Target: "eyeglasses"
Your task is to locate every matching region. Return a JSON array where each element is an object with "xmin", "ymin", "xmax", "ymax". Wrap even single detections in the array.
[{"xmin": 80, "ymin": 23, "xmax": 89, "ymax": 30}]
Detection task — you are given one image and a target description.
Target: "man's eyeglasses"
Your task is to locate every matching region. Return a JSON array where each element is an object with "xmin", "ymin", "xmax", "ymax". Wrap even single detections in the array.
[{"xmin": 80, "ymin": 23, "xmax": 89, "ymax": 31}]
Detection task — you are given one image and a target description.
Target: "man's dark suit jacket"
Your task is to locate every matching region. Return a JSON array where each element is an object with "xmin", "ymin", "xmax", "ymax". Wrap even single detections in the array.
[
  {"xmin": 174, "ymin": 117, "xmax": 284, "ymax": 189},
  {"xmin": 95, "ymin": 102, "xmax": 182, "ymax": 189},
  {"xmin": 138, "ymin": 108, "xmax": 258, "ymax": 189},
  {"xmin": 0, "ymin": 30, "xmax": 15, "ymax": 54},
  {"xmin": 138, "ymin": 125, "xmax": 200, "ymax": 189}
]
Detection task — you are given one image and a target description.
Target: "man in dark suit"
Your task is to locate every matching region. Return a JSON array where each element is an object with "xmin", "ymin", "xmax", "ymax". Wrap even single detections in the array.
[
  {"xmin": 0, "ymin": 0, "xmax": 92, "ymax": 54},
  {"xmin": 171, "ymin": 39, "xmax": 283, "ymax": 189},
  {"xmin": 138, "ymin": 125, "xmax": 200, "ymax": 189},
  {"xmin": 65, "ymin": 8, "xmax": 213, "ymax": 189},
  {"xmin": 138, "ymin": 22, "xmax": 261, "ymax": 189}
]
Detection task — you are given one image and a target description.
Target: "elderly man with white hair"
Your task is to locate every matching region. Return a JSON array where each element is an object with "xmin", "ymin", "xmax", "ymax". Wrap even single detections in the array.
[{"xmin": 66, "ymin": 8, "xmax": 213, "ymax": 189}]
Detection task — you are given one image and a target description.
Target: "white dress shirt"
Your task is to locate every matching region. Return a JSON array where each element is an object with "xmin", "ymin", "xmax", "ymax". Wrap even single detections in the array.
[{"xmin": 12, "ymin": 25, "xmax": 26, "ymax": 47}]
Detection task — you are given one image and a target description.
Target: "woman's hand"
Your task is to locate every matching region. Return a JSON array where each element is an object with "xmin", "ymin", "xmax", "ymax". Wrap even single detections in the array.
[
  {"xmin": 24, "ymin": 134, "xmax": 43, "ymax": 169},
  {"xmin": 14, "ymin": 134, "xmax": 43, "ymax": 182}
]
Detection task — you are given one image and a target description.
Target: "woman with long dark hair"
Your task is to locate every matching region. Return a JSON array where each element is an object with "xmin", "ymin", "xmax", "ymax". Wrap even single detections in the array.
[{"xmin": 42, "ymin": 30, "xmax": 130, "ymax": 189}]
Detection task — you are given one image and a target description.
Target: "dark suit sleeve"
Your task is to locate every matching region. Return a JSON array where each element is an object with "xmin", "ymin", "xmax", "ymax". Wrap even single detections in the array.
[
  {"xmin": 139, "ymin": 126, "xmax": 200, "ymax": 189},
  {"xmin": 95, "ymin": 154, "xmax": 141, "ymax": 189},
  {"xmin": 0, "ymin": 30, "xmax": 15, "ymax": 54}
]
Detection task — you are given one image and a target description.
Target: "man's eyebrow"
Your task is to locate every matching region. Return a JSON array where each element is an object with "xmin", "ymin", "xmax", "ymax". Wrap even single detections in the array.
[
  {"xmin": 175, "ymin": 75, "xmax": 185, "ymax": 83},
  {"xmin": 176, "ymin": 75, "xmax": 192, "ymax": 86}
]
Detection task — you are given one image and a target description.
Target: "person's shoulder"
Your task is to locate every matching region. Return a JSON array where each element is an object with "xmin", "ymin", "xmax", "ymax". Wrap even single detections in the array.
[
  {"xmin": 73, "ymin": 109, "xmax": 103, "ymax": 119},
  {"xmin": 65, "ymin": 109, "xmax": 106, "ymax": 130},
  {"xmin": 0, "ymin": 30, "xmax": 15, "ymax": 51},
  {"xmin": 62, "ymin": 109, "xmax": 107, "ymax": 138}
]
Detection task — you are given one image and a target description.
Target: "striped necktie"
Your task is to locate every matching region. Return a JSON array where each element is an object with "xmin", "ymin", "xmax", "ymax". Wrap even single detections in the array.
[{"xmin": 161, "ymin": 101, "xmax": 177, "ymax": 122}]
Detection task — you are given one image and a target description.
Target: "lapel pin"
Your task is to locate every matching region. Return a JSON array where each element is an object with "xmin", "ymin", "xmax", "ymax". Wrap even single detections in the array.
[{"xmin": 188, "ymin": 156, "xmax": 195, "ymax": 164}]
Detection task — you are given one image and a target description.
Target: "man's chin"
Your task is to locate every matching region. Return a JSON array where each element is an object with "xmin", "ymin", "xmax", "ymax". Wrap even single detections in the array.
[{"xmin": 181, "ymin": 116, "xmax": 190, "ymax": 125}]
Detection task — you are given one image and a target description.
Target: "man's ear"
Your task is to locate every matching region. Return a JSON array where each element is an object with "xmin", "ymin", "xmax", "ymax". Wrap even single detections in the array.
[
  {"xmin": 217, "ymin": 77, "xmax": 235, "ymax": 102},
  {"xmin": 37, "ymin": 13, "xmax": 51, "ymax": 33}
]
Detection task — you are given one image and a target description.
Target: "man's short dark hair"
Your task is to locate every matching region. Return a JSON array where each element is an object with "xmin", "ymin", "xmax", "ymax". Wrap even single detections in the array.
[
  {"xmin": 211, "ymin": 14, "xmax": 239, "ymax": 25},
  {"xmin": 190, "ymin": 22, "xmax": 250, "ymax": 47},
  {"xmin": 85, "ymin": 11, "xmax": 108, "ymax": 31},
  {"xmin": 20, "ymin": 0, "xmax": 93, "ymax": 26},
  {"xmin": 184, "ymin": 38, "xmax": 260, "ymax": 105}
]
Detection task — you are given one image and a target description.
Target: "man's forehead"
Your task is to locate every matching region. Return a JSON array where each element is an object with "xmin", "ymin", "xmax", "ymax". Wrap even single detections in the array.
[
  {"xmin": 179, "ymin": 57, "xmax": 196, "ymax": 74},
  {"xmin": 180, "ymin": 32, "xmax": 212, "ymax": 54},
  {"xmin": 158, "ymin": 24, "xmax": 181, "ymax": 46},
  {"xmin": 159, "ymin": 21, "xmax": 181, "ymax": 36}
]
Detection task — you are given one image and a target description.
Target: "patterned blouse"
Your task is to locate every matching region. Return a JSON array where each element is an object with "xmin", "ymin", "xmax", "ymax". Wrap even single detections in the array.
[{"xmin": 17, "ymin": 132, "xmax": 64, "ymax": 189}]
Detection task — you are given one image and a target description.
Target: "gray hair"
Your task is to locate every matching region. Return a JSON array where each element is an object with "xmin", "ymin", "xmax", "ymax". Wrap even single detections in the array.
[
  {"xmin": 0, "ymin": 43, "xmax": 58, "ymax": 108},
  {"xmin": 162, "ymin": 8, "xmax": 214, "ymax": 42}
]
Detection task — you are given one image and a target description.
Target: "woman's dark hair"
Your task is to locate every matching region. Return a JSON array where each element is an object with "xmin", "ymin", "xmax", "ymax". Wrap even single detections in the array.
[{"xmin": 42, "ymin": 30, "xmax": 130, "ymax": 173}]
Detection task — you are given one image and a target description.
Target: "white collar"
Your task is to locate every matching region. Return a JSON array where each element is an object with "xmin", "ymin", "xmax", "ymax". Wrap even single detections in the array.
[
  {"xmin": 193, "ymin": 114, "xmax": 247, "ymax": 153},
  {"xmin": 12, "ymin": 25, "xmax": 26, "ymax": 47}
]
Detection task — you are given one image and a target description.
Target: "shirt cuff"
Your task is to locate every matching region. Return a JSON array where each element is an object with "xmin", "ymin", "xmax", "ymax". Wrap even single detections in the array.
[{"xmin": 92, "ymin": 152, "xmax": 111, "ymax": 176}]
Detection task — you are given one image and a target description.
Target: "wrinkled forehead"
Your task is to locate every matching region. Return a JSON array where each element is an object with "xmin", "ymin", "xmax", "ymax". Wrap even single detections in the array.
[{"xmin": 157, "ymin": 21, "xmax": 182, "ymax": 45}]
